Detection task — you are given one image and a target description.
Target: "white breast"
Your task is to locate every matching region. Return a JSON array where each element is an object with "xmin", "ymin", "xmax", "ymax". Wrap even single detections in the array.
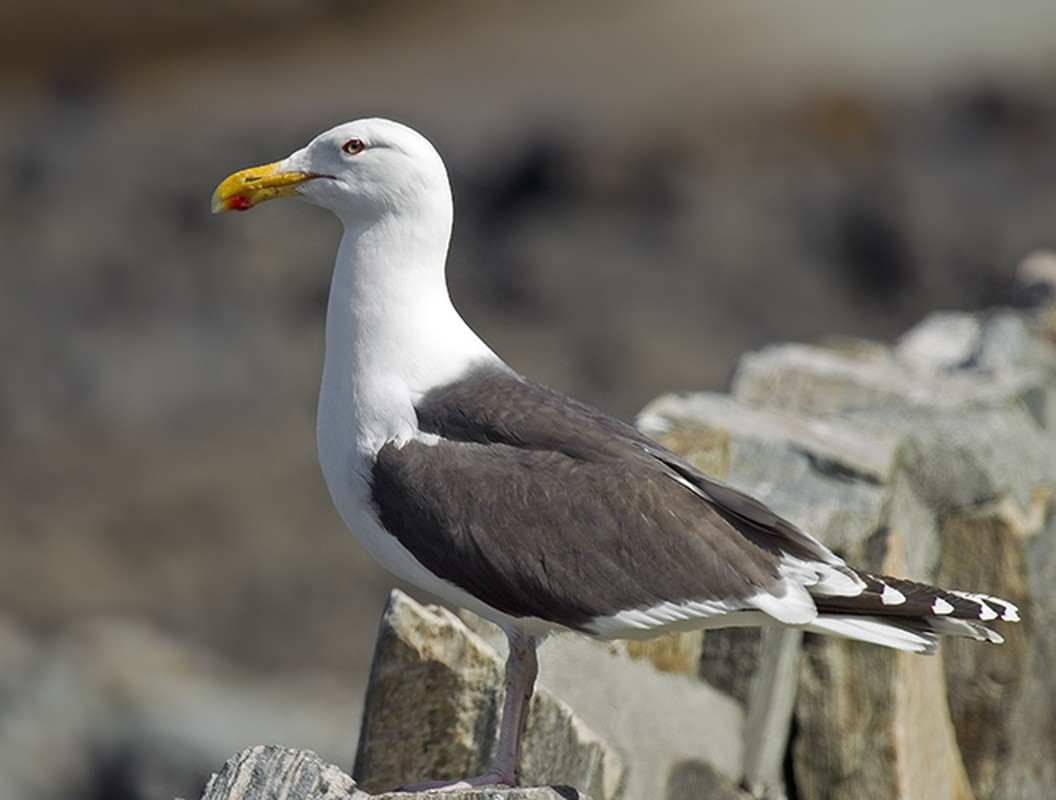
[{"xmin": 313, "ymin": 212, "xmax": 501, "ymax": 606}]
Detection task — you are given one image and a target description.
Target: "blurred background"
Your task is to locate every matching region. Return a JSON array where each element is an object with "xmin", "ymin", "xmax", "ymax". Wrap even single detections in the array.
[{"xmin": 2, "ymin": 1, "xmax": 1056, "ymax": 798}]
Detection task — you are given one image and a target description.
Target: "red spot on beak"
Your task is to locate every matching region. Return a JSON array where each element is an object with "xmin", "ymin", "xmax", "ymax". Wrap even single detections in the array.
[{"xmin": 226, "ymin": 195, "xmax": 254, "ymax": 211}]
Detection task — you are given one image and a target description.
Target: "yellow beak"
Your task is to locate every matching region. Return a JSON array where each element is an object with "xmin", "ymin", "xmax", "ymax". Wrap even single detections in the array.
[{"xmin": 211, "ymin": 160, "xmax": 318, "ymax": 213}]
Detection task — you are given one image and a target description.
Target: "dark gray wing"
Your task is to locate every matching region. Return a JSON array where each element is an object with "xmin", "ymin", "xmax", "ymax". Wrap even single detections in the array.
[
  {"xmin": 416, "ymin": 363, "xmax": 844, "ymax": 566},
  {"xmin": 370, "ymin": 364, "xmax": 807, "ymax": 628}
]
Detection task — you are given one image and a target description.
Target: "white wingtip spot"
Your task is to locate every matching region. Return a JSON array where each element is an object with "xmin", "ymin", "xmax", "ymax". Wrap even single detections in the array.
[
  {"xmin": 931, "ymin": 597, "xmax": 955, "ymax": 615},
  {"xmin": 881, "ymin": 584, "xmax": 907, "ymax": 606},
  {"xmin": 977, "ymin": 602, "xmax": 998, "ymax": 621},
  {"xmin": 949, "ymin": 590, "xmax": 1021, "ymax": 623},
  {"xmin": 987, "ymin": 598, "xmax": 1020, "ymax": 622}
]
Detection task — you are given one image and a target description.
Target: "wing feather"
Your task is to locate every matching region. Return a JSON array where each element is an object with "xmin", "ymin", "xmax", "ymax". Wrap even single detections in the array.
[{"xmin": 371, "ymin": 365, "xmax": 794, "ymax": 629}]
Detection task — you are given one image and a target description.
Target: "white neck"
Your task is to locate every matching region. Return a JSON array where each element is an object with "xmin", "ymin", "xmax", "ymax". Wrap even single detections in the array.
[{"xmin": 317, "ymin": 202, "xmax": 497, "ymax": 461}]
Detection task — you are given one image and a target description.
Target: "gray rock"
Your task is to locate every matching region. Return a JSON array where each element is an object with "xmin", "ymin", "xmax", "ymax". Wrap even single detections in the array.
[
  {"xmin": 741, "ymin": 628, "xmax": 802, "ymax": 799},
  {"xmin": 199, "ymin": 745, "xmax": 586, "ymax": 800},
  {"xmin": 619, "ymin": 631, "xmax": 705, "ymax": 677},
  {"xmin": 731, "ymin": 336, "xmax": 1045, "ymax": 416},
  {"xmin": 790, "ymin": 487, "xmax": 1047, "ymax": 800},
  {"xmin": 723, "ymin": 311, "xmax": 1055, "ymax": 800},
  {"xmin": 937, "ymin": 506, "xmax": 1033, "ymax": 800},
  {"xmin": 792, "ymin": 632, "xmax": 974, "ymax": 800},
  {"xmin": 696, "ymin": 628, "xmax": 763, "ymax": 707},
  {"xmin": 969, "ymin": 493, "xmax": 1056, "ymax": 800},
  {"xmin": 458, "ymin": 609, "xmax": 745, "ymax": 800},
  {"xmin": 201, "ymin": 745, "xmax": 365, "ymax": 800},
  {"xmin": 638, "ymin": 391, "xmax": 901, "ymax": 486},
  {"xmin": 531, "ymin": 634, "xmax": 744, "ymax": 800},
  {"xmin": 894, "ymin": 311, "xmax": 984, "ymax": 373},
  {"xmin": 664, "ymin": 760, "xmax": 753, "ymax": 800},
  {"xmin": 353, "ymin": 591, "xmax": 622, "ymax": 799},
  {"xmin": 845, "ymin": 403, "xmax": 1056, "ymax": 515},
  {"xmin": 636, "ymin": 309, "xmax": 1056, "ymax": 799}
]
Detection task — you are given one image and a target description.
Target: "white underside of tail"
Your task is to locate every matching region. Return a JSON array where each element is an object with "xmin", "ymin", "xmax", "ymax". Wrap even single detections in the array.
[
  {"xmin": 805, "ymin": 613, "xmax": 1003, "ymax": 653},
  {"xmin": 805, "ymin": 616, "xmax": 936, "ymax": 653}
]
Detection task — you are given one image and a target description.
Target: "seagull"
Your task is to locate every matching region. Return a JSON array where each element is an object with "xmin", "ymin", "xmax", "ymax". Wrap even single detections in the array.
[{"xmin": 212, "ymin": 118, "xmax": 1019, "ymax": 790}]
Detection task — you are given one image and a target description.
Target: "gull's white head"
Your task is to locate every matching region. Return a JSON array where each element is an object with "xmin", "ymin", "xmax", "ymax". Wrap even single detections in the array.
[{"xmin": 211, "ymin": 118, "xmax": 450, "ymax": 225}]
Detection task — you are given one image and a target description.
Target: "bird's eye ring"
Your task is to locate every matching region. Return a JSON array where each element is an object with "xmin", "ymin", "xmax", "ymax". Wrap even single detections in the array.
[{"xmin": 342, "ymin": 138, "xmax": 365, "ymax": 155}]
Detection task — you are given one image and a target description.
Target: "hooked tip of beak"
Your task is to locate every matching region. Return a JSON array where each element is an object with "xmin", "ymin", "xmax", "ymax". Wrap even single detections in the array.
[
  {"xmin": 212, "ymin": 193, "xmax": 256, "ymax": 214},
  {"xmin": 211, "ymin": 159, "xmax": 318, "ymax": 214}
]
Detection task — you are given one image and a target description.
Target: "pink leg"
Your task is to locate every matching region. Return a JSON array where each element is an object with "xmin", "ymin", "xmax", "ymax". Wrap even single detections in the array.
[
  {"xmin": 485, "ymin": 629, "xmax": 539, "ymax": 784},
  {"xmin": 403, "ymin": 629, "xmax": 539, "ymax": 791}
]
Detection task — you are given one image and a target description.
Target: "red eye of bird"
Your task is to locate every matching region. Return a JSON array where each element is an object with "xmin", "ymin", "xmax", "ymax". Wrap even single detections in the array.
[{"xmin": 342, "ymin": 138, "xmax": 365, "ymax": 155}]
